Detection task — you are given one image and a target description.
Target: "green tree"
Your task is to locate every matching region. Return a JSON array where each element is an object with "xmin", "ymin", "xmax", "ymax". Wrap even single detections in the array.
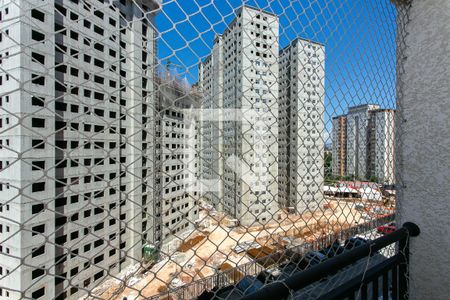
[
  {"xmin": 369, "ymin": 176, "xmax": 379, "ymax": 183},
  {"xmin": 324, "ymin": 152, "xmax": 332, "ymax": 176}
]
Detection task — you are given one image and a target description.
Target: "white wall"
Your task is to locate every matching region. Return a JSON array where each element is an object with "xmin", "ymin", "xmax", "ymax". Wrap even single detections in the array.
[{"xmin": 396, "ymin": 0, "xmax": 450, "ymax": 298}]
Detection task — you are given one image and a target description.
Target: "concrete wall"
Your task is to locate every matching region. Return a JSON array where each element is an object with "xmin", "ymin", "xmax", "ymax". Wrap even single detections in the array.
[{"xmin": 396, "ymin": 0, "xmax": 450, "ymax": 299}]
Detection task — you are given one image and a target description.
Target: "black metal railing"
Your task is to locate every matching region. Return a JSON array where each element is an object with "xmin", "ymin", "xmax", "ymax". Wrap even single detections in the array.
[{"xmin": 241, "ymin": 222, "xmax": 420, "ymax": 300}]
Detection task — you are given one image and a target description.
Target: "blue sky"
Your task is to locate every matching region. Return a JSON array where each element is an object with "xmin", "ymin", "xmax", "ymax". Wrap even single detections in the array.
[{"xmin": 154, "ymin": 0, "xmax": 397, "ymax": 141}]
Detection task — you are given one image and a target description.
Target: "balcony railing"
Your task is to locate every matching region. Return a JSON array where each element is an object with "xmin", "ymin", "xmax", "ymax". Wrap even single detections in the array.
[{"xmin": 169, "ymin": 221, "xmax": 420, "ymax": 300}]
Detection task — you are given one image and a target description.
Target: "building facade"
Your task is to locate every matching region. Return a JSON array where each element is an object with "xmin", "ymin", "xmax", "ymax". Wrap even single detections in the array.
[
  {"xmin": 199, "ymin": 6, "xmax": 280, "ymax": 226},
  {"xmin": 156, "ymin": 76, "xmax": 200, "ymax": 250},
  {"xmin": 332, "ymin": 115, "xmax": 347, "ymax": 177},
  {"xmin": 278, "ymin": 38, "xmax": 325, "ymax": 214},
  {"xmin": 332, "ymin": 105, "xmax": 395, "ymax": 184},
  {"xmin": 0, "ymin": 0, "xmax": 159, "ymax": 299},
  {"xmin": 345, "ymin": 104, "xmax": 380, "ymax": 179},
  {"xmin": 198, "ymin": 35, "xmax": 224, "ymax": 210},
  {"xmin": 368, "ymin": 109, "xmax": 395, "ymax": 184}
]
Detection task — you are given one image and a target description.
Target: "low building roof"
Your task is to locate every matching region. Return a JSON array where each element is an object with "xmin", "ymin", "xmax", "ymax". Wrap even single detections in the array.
[{"xmin": 324, "ymin": 186, "xmax": 359, "ymax": 193}]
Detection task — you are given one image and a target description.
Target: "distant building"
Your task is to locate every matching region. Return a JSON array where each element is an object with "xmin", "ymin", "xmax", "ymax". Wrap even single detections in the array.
[
  {"xmin": 332, "ymin": 105, "xmax": 396, "ymax": 184},
  {"xmin": 278, "ymin": 38, "xmax": 325, "ymax": 214},
  {"xmin": 199, "ymin": 5, "xmax": 280, "ymax": 226},
  {"xmin": 346, "ymin": 104, "xmax": 380, "ymax": 179},
  {"xmin": 332, "ymin": 115, "xmax": 347, "ymax": 177}
]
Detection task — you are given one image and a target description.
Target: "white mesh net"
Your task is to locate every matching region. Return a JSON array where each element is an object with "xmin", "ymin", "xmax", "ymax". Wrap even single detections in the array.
[{"xmin": 0, "ymin": 0, "xmax": 408, "ymax": 299}]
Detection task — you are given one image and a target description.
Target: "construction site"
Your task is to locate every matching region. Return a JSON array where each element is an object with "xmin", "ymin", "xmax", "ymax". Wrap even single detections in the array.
[{"xmin": 88, "ymin": 196, "xmax": 394, "ymax": 300}]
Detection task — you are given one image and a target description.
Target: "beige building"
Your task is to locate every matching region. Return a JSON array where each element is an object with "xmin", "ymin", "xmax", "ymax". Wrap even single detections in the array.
[
  {"xmin": 332, "ymin": 105, "xmax": 395, "ymax": 184},
  {"xmin": 346, "ymin": 104, "xmax": 380, "ymax": 179},
  {"xmin": 332, "ymin": 115, "xmax": 347, "ymax": 177}
]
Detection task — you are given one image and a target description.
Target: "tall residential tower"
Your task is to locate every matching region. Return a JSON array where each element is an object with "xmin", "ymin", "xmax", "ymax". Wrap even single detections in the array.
[
  {"xmin": 278, "ymin": 39, "xmax": 325, "ymax": 214},
  {"xmin": 368, "ymin": 109, "xmax": 396, "ymax": 184},
  {"xmin": 199, "ymin": 6, "xmax": 280, "ymax": 226},
  {"xmin": 155, "ymin": 75, "xmax": 200, "ymax": 251},
  {"xmin": 332, "ymin": 115, "xmax": 347, "ymax": 177},
  {"xmin": 0, "ymin": 0, "xmax": 159, "ymax": 299},
  {"xmin": 346, "ymin": 104, "xmax": 380, "ymax": 179}
]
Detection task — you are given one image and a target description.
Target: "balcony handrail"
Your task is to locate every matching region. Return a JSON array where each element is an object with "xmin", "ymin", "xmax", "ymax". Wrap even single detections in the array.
[
  {"xmin": 316, "ymin": 254, "xmax": 400, "ymax": 300},
  {"xmin": 240, "ymin": 222, "xmax": 420, "ymax": 300}
]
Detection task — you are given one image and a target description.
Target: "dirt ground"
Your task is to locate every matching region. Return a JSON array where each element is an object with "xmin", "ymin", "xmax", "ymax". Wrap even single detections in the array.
[{"xmin": 95, "ymin": 199, "xmax": 374, "ymax": 300}]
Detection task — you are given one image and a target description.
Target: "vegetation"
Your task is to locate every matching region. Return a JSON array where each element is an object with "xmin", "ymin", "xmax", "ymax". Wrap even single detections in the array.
[
  {"xmin": 324, "ymin": 151, "xmax": 332, "ymax": 178},
  {"xmin": 323, "ymin": 152, "xmax": 382, "ymax": 185},
  {"xmin": 369, "ymin": 176, "xmax": 380, "ymax": 183}
]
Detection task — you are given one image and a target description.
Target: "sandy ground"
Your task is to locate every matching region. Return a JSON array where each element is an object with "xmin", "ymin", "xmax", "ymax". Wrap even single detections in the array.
[{"xmin": 93, "ymin": 199, "xmax": 389, "ymax": 300}]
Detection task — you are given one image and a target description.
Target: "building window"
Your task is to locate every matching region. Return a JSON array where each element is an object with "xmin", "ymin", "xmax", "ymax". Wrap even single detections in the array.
[
  {"xmin": 31, "ymin": 96, "xmax": 45, "ymax": 106},
  {"xmin": 31, "ymin": 118, "xmax": 45, "ymax": 128},
  {"xmin": 31, "ymin": 182, "xmax": 45, "ymax": 192},
  {"xmin": 31, "ymin": 74, "xmax": 45, "ymax": 85},
  {"xmin": 31, "ymin": 30, "xmax": 45, "ymax": 42},
  {"xmin": 32, "ymin": 139, "xmax": 45, "ymax": 149},
  {"xmin": 31, "ymin": 9, "xmax": 45, "ymax": 22},
  {"xmin": 32, "ymin": 268, "xmax": 45, "ymax": 279},
  {"xmin": 31, "ymin": 224, "xmax": 45, "ymax": 236},
  {"xmin": 32, "ymin": 245, "xmax": 45, "ymax": 258},
  {"xmin": 31, "ymin": 287, "xmax": 45, "ymax": 299},
  {"xmin": 32, "ymin": 161, "xmax": 45, "ymax": 170},
  {"xmin": 32, "ymin": 204, "xmax": 44, "ymax": 214}
]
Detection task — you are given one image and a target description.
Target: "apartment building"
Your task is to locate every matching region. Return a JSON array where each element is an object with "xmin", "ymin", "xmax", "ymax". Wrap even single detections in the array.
[
  {"xmin": 278, "ymin": 38, "xmax": 325, "ymax": 214},
  {"xmin": 345, "ymin": 104, "xmax": 380, "ymax": 179},
  {"xmin": 332, "ymin": 105, "xmax": 395, "ymax": 184},
  {"xmin": 199, "ymin": 6, "xmax": 280, "ymax": 226},
  {"xmin": 368, "ymin": 109, "xmax": 395, "ymax": 184},
  {"xmin": 198, "ymin": 35, "xmax": 224, "ymax": 210},
  {"xmin": 156, "ymin": 76, "xmax": 200, "ymax": 249},
  {"xmin": 332, "ymin": 115, "xmax": 347, "ymax": 177},
  {"xmin": 0, "ymin": 0, "xmax": 159, "ymax": 299}
]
